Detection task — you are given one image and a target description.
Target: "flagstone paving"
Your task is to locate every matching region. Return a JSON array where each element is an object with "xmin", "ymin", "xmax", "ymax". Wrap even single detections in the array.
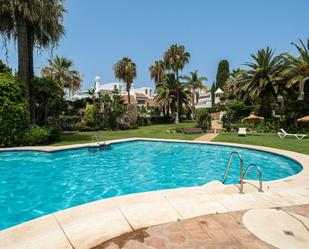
[
  {"xmin": 94, "ymin": 204, "xmax": 309, "ymax": 249},
  {"xmin": 194, "ymin": 133, "xmax": 219, "ymax": 141}
]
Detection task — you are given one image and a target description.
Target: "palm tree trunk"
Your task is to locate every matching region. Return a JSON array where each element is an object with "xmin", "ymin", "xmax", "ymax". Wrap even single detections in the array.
[
  {"xmin": 27, "ymin": 25, "xmax": 35, "ymax": 123},
  {"xmin": 127, "ymin": 88, "xmax": 131, "ymax": 104},
  {"xmin": 175, "ymin": 70, "xmax": 179, "ymax": 124},
  {"xmin": 304, "ymin": 80, "xmax": 309, "ymax": 112},
  {"xmin": 260, "ymin": 90, "xmax": 272, "ymax": 118},
  {"xmin": 17, "ymin": 15, "xmax": 30, "ymax": 123}
]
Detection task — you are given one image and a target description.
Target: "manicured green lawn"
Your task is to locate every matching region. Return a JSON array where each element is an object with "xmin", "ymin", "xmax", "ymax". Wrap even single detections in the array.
[
  {"xmin": 213, "ymin": 132, "xmax": 309, "ymax": 155},
  {"xmin": 52, "ymin": 123, "xmax": 201, "ymax": 146},
  {"xmin": 53, "ymin": 124, "xmax": 309, "ymax": 155}
]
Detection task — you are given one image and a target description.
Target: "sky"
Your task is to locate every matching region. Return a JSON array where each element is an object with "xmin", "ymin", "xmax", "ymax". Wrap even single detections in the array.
[{"xmin": 1, "ymin": 0, "xmax": 309, "ymax": 90}]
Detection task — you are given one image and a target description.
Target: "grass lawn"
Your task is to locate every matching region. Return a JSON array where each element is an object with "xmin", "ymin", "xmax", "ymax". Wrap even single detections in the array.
[
  {"xmin": 213, "ymin": 132, "xmax": 309, "ymax": 155},
  {"xmin": 52, "ymin": 123, "xmax": 201, "ymax": 146}
]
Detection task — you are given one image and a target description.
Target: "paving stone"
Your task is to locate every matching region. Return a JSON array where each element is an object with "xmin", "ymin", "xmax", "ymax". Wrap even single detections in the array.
[
  {"xmin": 95, "ymin": 205, "xmax": 307, "ymax": 249},
  {"xmin": 167, "ymin": 233, "xmax": 186, "ymax": 244},
  {"xmin": 145, "ymin": 237, "xmax": 167, "ymax": 249}
]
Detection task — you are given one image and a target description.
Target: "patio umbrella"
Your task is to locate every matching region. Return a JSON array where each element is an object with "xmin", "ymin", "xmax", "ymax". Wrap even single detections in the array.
[
  {"xmin": 241, "ymin": 113, "xmax": 264, "ymax": 132},
  {"xmin": 297, "ymin": 116, "xmax": 309, "ymax": 122},
  {"xmin": 242, "ymin": 113, "xmax": 264, "ymax": 122}
]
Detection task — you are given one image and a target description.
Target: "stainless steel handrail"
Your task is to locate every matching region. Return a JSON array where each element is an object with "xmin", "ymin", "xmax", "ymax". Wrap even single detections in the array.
[
  {"xmin": 243, "ymin": 163, "xmax": 263, "ymax": 192},
  {"xmin": 222, "ymin": 151, "xmax": 244, "ymax": 193}
]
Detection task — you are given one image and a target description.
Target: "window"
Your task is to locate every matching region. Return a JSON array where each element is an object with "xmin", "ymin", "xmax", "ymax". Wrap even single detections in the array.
[{"xmin": 137, "ymin": 100, "xmax": 146, "ymax": 105}]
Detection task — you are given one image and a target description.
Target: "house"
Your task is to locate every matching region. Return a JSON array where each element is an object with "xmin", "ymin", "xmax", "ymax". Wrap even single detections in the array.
[
  {"xmin": 196, "ymin": 87, "xmax": 224, "ymax": 109},
  {"xmin": 69, "ymin": 76, "xmax": 155, "ymax": 107}
]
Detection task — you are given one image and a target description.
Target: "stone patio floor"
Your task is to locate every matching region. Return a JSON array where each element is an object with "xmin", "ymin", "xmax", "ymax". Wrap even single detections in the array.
[{"xmin": 94, "ymin": 204, "xmax": 309, "ymax": 249}]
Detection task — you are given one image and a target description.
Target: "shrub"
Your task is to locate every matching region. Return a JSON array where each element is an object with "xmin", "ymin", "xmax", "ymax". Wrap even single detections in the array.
[
  {"xmin": 118, "ymin": 122, "xmax": 138, "ymax": 130},
  {"xmin": 59, "ymin": 115, "xmax": 80, "ymax": 131},
  {"xmin": 22, "ymin": 125, "xmax": 61, "ymax": 145},
  {"xmin": 75, "ymin": 121, "xmax": 100, "ymax": 131},
  {"xmin": 194, "ymin": 108, "xmax": 211, "ymax": 131},
  {"xmin": 84, "ymin": 104, "xmax": 100, "ymax": 127},
  {"xmin": 0, "ymin": 74, "xmax": 28, "ymax": 147},
  {"xmin": 137, "ymin": 116, "xmax": 152, "ymax": 126}
]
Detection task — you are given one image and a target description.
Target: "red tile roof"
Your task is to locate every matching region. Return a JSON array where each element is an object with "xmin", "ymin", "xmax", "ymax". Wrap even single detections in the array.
[{"xmin": 121, "ymin": 94, "xmax": 137, "ymax": 104}]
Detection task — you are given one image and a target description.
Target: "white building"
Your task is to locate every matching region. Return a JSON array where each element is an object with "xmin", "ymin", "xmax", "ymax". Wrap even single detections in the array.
[
  {"xmin": 195, "ymin": 87, "xmax": 224, "ymax": 109},
  {"xmin": 69, "ymin": 76, "xmax": 155, "ymax": 107}
]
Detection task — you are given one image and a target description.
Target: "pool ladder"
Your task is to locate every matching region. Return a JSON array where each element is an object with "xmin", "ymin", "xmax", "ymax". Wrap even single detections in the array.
[
  {"xmin": 89, "ymin": 132, "xmax": 108, "ymax": 152},
  {"xmin": 222, "ymin": 151, "xmax": 263, "ymax": 194}
]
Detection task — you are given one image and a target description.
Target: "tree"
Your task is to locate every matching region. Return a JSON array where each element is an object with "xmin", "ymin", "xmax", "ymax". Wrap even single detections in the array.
[
  {"xmin": 98, "ymin": 92, "xmax": 126, "ymax": 129},
  {"xmin": 284, "ymin": 39, "xmax": 309, "ymax": 111},
  {"xmin": 182, "ymin": 70, "xmax": 207, "ymax": 111},
  {"xmin": 87, "ymin": 88, "xmax": 96, "ymax": 104},
  {"xmin": 0, "ymin": 0, "xmax": 65, "ymax": 122},
  {"xmin": 155, "ymin": 73, "xmax": 191, "ymax": 119},
  {"xmin": 0, "ymin": 74, "xmax": 28, "ymax": 146},
  {"xmin": 149, "ymin": 60, "xmax": 166, "ymax": 86},
  {"xmin": 32, "ymin": 77, "xmax": 64, "ymax": 125},
  {"xmin": 236, "ymin": 47, "xmax": 285, "ymax": 118},
  {"xmin": 0, "ymin": 59, "xmax": 12, "ymax": 74},
  {"xmin": 164, "ymin": 44, "xmax": 190, "ymax": 123},
  {"xmin": 113, "ymin": 57, "xmax": 136, "ymax": 104},
  {"xmin": 211, "ymin": 82, "xmax": 216, "ymax": 106},
  {"xmin": 223, "ymin": 69, "xmax": 243, "ymax": 99},
  {"xmin": 41, "ymin": 56, "xmax": 82, "ymax": 92},
  {"xmin": 194, "ymin": 108, "xmax": 211, "ymax": 131},
  {"xmin": 216, "ymin": 59, "xmax": 230, "ymax": 89}
]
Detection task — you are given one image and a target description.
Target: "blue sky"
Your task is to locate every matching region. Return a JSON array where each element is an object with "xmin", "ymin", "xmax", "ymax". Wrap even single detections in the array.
[{"xmin": 1, "ymin": 0, "xmax": 308, "ymax": 90}]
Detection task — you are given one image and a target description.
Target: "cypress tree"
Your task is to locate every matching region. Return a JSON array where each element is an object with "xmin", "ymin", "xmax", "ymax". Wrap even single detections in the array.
[
  {"xmin": 216, "ymin": 60, "xmax": 230, "ymax": 89},
  {"xmin": 211, "ymin": 82, "xmax": 216, "ymax": 106}
]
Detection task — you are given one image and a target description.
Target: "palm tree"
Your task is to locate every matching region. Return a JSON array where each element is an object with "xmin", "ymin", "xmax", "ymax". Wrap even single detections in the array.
[
  {"xmin": 284, "ymin": 39, "xmax": 309, "ymax": 109},
  {"xmin": 0, "ymin": 0, "xmax": 65, "ymax": 122},
  {"xmin": 41, "ymin": 56, "xmax": 81, "ymax": 92},
  {"xmin": 149, "ymin": 60, "xmax": 166, "ymax": 86},
  {"xmin": 87, "ymin": 88, "xmax": 96, "ymax": 104},
  {"xmin": 182, "ymin": 70, "xmax": 207, "ymax": 110},
  {"xmin": 236, "ymin": 47, "xmax": 285, "ymax": 118},
  {"xmin": 164, "ymin": 44, "xmax": 190, "ymax": 123},
  {"xmin": 223, "ymin": 69, "xmax": 243, "ymax": 99},
  {"xmin": 156, "ymin": 73, "xmax": 191, "ymax": 119},
  {"xmin": 113, "ymin": 57, "xmax": 136, "ymax": 104}
]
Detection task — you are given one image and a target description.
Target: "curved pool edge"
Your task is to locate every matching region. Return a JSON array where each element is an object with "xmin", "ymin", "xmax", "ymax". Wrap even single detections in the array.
[{"xmin": 1, "ymin": 138, "xmax": 309, "ymax": 249}]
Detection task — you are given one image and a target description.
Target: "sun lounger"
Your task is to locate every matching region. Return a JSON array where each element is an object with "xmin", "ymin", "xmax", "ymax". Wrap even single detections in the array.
[
  {"xmin": 277, "ymin": 129, "xmax": 306, "ymax": 140},
  {"xmin": 238, "ymin": 127, "xmax": 247, "ymax": 136}
]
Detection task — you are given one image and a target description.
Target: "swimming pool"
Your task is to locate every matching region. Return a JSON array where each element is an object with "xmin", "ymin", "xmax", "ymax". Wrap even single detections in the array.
[{"xmin": 0, "ymin": 140, "xmax": 302, "ymax": 230}]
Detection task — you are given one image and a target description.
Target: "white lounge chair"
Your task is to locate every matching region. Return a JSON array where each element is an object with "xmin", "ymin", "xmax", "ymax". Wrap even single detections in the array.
[
  {"xmin": 238, "ymin": 127, "xmax": 247, "ymax": 136},
  {"xmin": 277, "ymin": 129, "xmax": 306, "ymax": 140}
]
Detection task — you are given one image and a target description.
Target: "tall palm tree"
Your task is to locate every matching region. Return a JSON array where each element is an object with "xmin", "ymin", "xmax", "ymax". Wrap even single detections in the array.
[
  {"xmin": 164, "ymin": 44, "xmax": 190, "ymax": 123},
  {"xmin": 284, "ymin": 39, "xmax": 309, "ymax": 109},
  {"xmin": 41, "ymin": 56, "xmax": 82, "ymax": 92},
  {"xmin": 236, "ymin": 47, "xmax": 285, "ymax": 118},
  {"xmin": 182, "ymin": 70, "xmax": 207, "ymax": 110},
  {"xmin": 149, "ymin": 60, "xmax": 166, "ymax": 86},
  {"xmin": 113, "ymin": 57, "xmax": 136, "ymax": 104},
  {"xmin": 0, "ymin": 0, "xmax": 65, "ymax": 122}
]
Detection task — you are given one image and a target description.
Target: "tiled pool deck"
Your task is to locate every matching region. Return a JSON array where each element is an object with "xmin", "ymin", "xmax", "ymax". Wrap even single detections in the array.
[
  {"xmin": 96, "ymin": 204, "xmax": 309, "ymax": 249},
  {"xmin": 0, "ymin": 138, "xmax": 309, "ymax": 249}
]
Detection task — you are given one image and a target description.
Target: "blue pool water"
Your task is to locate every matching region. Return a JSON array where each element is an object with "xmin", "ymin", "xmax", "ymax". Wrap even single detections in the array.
[{"xmin": 0, "ymin": 140, "xmax": 302, "ymax": 230}]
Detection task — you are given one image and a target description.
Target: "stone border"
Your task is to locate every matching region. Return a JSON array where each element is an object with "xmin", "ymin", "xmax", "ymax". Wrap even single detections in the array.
[{"xmin": 1, "ymin": 138, "xmax": 309, "ymax": 249}]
